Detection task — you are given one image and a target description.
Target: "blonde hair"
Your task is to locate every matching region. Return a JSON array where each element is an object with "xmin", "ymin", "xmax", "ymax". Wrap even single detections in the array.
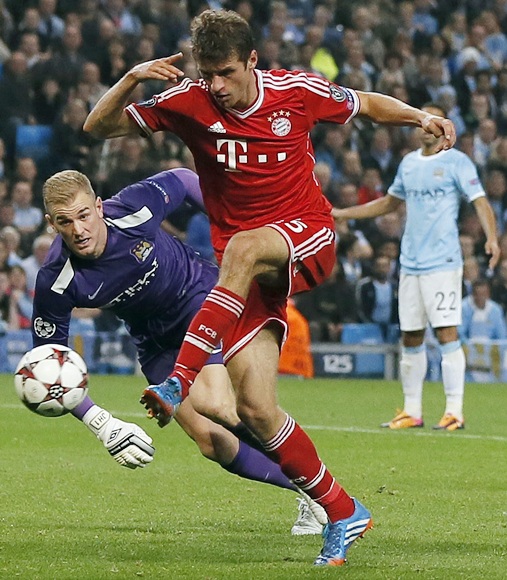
[{"xmin": 43, "ymin": 170, "xmax": 95, "ymax": 214}]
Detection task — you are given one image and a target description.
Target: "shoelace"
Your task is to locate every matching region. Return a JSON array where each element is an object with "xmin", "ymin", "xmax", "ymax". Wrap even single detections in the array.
[{"xmin": 294, "ymin": 498, "xmax": 310, "ymax": 525}]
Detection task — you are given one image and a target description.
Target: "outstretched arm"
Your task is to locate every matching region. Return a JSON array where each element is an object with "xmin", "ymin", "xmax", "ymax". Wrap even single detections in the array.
[
  {"xmin": 332, "ymin": 193, "xmax": 403, "ymax": 222},
  {"xmin": 356, "ymin": 91, "xmax": 456, "ymax": 152},
  {"xmin": 84, "ymin": 54, "xmax": 185, "ymax": 139},
  {"xmin": 473, "ymin": 196, "xmax": 500, "ymax": 269}
]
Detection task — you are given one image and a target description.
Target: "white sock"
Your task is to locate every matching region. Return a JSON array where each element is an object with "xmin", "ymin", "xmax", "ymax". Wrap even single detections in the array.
[
  {"xmin": 399, "ymin": 346, "xmax": 427, "ymax": 419},
  {"xmin": 440, "ymin": 342, "xmax": 466, "ymax": 421}
]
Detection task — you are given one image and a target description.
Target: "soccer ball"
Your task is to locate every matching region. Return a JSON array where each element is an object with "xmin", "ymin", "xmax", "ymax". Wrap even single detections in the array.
[{"xmin": 14, "ymin": 344, "xmax": 89, "ymax": 417}]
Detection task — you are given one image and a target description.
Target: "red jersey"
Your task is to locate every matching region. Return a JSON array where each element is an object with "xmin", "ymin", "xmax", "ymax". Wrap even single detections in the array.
[{"xmin": 126, "ymin": 69, "xmax": 360, "ymax": 259}]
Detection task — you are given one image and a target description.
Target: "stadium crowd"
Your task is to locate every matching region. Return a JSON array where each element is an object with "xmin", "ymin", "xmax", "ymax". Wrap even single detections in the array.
[{"xmin": 2, "ymin": 0, "xmax": 507, "ymax": 343}]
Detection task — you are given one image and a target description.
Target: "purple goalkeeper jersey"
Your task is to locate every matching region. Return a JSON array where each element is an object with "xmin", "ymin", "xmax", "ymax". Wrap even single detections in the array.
[{"xmin": 32, "ymin": 170, "xmax": 219, "ymax": 370}]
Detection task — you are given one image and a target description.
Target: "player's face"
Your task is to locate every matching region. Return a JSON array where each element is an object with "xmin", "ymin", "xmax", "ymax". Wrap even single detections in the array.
[
  {"xmin": 46, "ymin": 190, "xmax": 107, "ymax": 259},
  {"xmin": 198, "ymin": 50, "xmax": 258, "ymax": 110}
]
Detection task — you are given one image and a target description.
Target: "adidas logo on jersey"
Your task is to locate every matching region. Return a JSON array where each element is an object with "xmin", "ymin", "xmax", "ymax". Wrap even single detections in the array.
[{"xmin": 208, "ymin": 121, "xmax": 226, "ymax": 133}]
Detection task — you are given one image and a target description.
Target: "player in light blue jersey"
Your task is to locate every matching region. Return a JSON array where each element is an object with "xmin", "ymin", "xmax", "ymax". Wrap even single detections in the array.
[{"xmin": 333, "ymin": 104, "xmax": 500, "ymax": 431}]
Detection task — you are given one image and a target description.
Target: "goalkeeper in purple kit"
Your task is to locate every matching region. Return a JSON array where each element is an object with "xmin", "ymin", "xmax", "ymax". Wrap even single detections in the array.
[{"xmin": 31, "ymin": 166, "xmax": 326, "ymax": 533}]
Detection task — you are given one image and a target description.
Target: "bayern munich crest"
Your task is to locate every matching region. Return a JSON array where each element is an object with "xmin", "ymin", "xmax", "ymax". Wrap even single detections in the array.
[{"xmin": 268, "ymin": 110, "xmax": 292, "ymax": 136}]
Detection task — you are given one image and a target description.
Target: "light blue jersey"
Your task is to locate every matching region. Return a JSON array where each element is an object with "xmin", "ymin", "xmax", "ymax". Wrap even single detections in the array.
[{"xmin": 388, "ymin": 148, "xmax": 485, "ymax": 274}]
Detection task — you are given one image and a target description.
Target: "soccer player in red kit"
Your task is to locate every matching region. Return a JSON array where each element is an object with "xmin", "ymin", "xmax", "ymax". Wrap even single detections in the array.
[{"xmin": 84, "ymin": 9, "xmax": 456, "ymax": 566}]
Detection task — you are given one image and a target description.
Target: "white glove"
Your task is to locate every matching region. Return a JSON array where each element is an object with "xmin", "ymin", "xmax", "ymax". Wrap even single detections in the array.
[{"xmin": 82, "ymin": 405, "xmax": 155, "ymax": 469}]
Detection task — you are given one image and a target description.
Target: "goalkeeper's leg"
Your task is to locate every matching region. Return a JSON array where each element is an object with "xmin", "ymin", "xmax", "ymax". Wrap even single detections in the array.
[{"xmin": 175, "ymin": 397, "xmax": 296, "ymax": 490}]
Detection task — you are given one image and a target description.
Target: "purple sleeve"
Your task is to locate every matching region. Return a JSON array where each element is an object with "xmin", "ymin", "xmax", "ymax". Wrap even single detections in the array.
[
  {"xmin": 32, "ymin": 269, "xmax": 72, "ymax": 347},
  {"xmin": 111, "ymin": 169, "xmax": 205, "ymax": 219},
  {"xmin": 169, "ymin": 168, "xmax": 205, "ymax": 211}
]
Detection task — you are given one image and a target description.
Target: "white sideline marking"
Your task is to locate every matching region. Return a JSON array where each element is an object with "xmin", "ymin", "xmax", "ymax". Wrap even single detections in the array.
[{"xmin": 3, "ymin": 403, "xmax": 507, "ymax": 442}]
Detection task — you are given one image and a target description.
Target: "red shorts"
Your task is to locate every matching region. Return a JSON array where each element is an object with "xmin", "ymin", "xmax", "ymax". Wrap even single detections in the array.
[{"xmin": 223, "ymin": 215, "xmax": 336, "ymax": 363}]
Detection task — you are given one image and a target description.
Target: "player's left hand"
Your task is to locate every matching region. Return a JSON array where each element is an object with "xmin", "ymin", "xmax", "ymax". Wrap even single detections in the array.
[
  {"xmin": 421, "ymin": 115, "xmax": 456, "ymax": 151},
  {"xmin": 485, "ymin": 238, "xmax": 501, "ymax": 269}
]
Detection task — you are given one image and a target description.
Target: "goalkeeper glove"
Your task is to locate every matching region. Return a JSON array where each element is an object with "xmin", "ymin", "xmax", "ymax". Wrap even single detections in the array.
[{"xmin": 82, "ymin": 405, "xmax": 155, "ymax": 469}]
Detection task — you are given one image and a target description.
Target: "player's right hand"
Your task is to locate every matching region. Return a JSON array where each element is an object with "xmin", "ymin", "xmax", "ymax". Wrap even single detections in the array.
[
  {"xmin": 130, "ymin": 54, "xmax": 184, "ymax": 83},
  {"xmin": 83, "ymin": 406, "xmax": 155, "ymax": 469},
  {"xmin": 98, "ymin": 417, "xmax": 155, "ymax": 469}
]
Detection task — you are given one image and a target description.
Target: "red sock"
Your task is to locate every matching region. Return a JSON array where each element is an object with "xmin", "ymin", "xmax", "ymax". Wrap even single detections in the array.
[
  {"xmin": 264, "ymin": 414, "xmax": 355, "ymax": 522},
  {"xmin": 172, "ymin": 286, "xmax": 245, "ymax": 397}
]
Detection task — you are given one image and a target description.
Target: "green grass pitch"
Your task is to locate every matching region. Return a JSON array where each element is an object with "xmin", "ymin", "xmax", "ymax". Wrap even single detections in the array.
[{"xmin": 1, "ymin": 374, "xmax": 506, "ymax": 579}]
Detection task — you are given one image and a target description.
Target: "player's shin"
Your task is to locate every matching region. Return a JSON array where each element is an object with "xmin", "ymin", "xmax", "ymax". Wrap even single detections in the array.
[
  {"xmin": 263, "ymin": 414, "xmax": 355, "ymax": 522},
  {"xmin": 172, "ymin": 286, "xmax": 246, "ymax": 397},
  {"xmin": 224, "ymin": 440, "xmax": 297, "ymax": 490}
]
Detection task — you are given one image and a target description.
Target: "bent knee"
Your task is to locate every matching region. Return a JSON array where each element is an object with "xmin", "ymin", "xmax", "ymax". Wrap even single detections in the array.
[{"xmin": 222, "ymin": 232, "xmax": 260, "ymax": 268}]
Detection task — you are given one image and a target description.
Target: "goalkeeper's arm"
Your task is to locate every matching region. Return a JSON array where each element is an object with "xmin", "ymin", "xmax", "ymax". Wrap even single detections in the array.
[{"xmin": 73, "ymin": 396, "xmax": 155, "ymax": 469}]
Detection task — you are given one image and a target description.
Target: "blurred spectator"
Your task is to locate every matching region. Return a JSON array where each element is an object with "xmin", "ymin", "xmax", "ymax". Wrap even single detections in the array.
[
  {"xmin": 10, "ymin": 179, "xmax": 44, "ymax": 252},
  {"xmin": 33, "ymin": 76, "xmax": 65, "ymax": 125},
  {"xmin": 338, "ymin": 39, "xmax": 375, "ymax": 91},
  {"xmin": 355, "ymin": 254, "xmax": 398, "ymax": 335},
  {"xmin": 0, "ymin": 1, "xmax": 14, "ymax": 49},
  {"xmin": 37, "ymin": 24, "xmax": 87, "ymax": 95},
  {"xmin": 17, "ymin": 31, "xmax": 45, "ymax": 70},
  {"xmin": 430, "ymin": 33, "xmax": 452, "ymax": 84},
  {"xmin": 0, "ymin": 201, "xmax": 15, "ymax": 230},
  {"xmin": 0, "ymin": 236, "xmax": 9, "ymax": 270},
  {"xmin": 475, "ymin": 69, "xmax": 498, "ymax": 119},
  {"xmin": 37, "ymin": 0, "xmax": 65, "ymax": 49},
  {"xmin": 20, "ymin": 233, "xmax": 53, "ymax": 292},
  {"xmin": 0, "ymin": 179, "xmax": 7, "ymax": 204},
  {"xmin": 314, "ymin": 125, "xmax": 345, "ymax": 184},
  {"xmin": 457, "ymin": 133, "xmax": 475, "ymax": 163},
  {"xmin": 157, "ymin": 0, "xmax": 190, "ymax": 55},
  {"xmin": 489, "ymin": 136, "xmax": 507, "ymax": 171},
  {"xmin": 13, "ymin": 156, "xmax": 43, "ymax": 204},
  {"xmin": 338, "ymin": 150, "xmax": 363, "ymax": 186},
  {"xmin": 479, "ymin": 10, "xmax": 507, "ymax": 71},
  {"xmin": 376, "ymin": 52, "xmax": 405, "ymax": 94},
  {"xmin": 101, "ymin": 135, "xmax": 155, "ymax": 197},
  {"xmin": 0, "ymin": 52, "xmax": 34, "ymax": 160},
  {"xmin": 473, "ymin": 118, "xmax": 499, "ymax": 169},
  {"xmin": 453, "ymin": 47, "xmax": 485, "ymax": 115},
  {"xmin": 304, "ymin": 24, "xmax": 338, "ymax": 81},
  {"xmin": 311, "ymin": 4, "xmax": 341, "ymax": 57},
  {"xmin": 0, "ymin": 138, "xmax": 7, "ymax": 180},
  {"xmin": 0, "ymin": 225, "xmax": 23, "ymax": 265},
  {"xmin": 0, "ymin": 268, "xmax": 9, "ymax": 333},
  {"xmin": 100, "ymin": 0, "xmax": 143, "ymax": 38},
  {"xmin": 460, "ymin": 278, "xmax": 507, "ymax": 339},
  {"xmin": 51, "ymin": 98, "xmax": 99, "ymax": 173},
  {"xmin": 491, "ymin": 257, "xmax": 507, "ymax": 314},
  {"xmin": 295, "ymin": 260, "xmax": 358, "ymax": 342},
  {"xmin": 357, "ymin": 166, "xmax": 384, "ymax": 205},
  {"xmin": 484, "ymin": 167, "xmax": 507, "ymax": 235},
  {"xmin": 376, "ymin": 237, "xmax": 400, "ymax": 282},
  {"xmin": 441, "ymin": 10, "xmax": 468, "ymax": 54},
  {"xmin": 79, "ymin": 61, "xmax": 108, "ymax": 107},
  {"xmin": 436, "ymin": 86, "xmax": 467, "ymax": 138},
  {"xmin": 12, "ymin": 8, "xmax": 43, "ymax": 51},
  {"xmin": 350, "ymin": 4, "xmax": 385, "ymax": 71},
  {"xmin": 337, "ymin": 232, "xmax": 364, "ymax": 285},
  {"xmin": 278, "ymin": 299, "xmax": 314, "ymax": 378},
  {"xmin": 463, "ymin": 255, "xmax": 481, "ymax": 295},
  {"xmin": 367, "ymin": 211, "xmax": 404, "ymax": 250},
  {"xmin": 312, "ymin": 161, "xmax": 335, "ymax": 204},
  {"xmin": 98, "ymin": 34, "xmax": 128, "ymax": 86},
  {"xmin": 362, "ymin": 127, "xmax": 399, "ymax": 188},
  {"xmin": 459, "ymin": 233, "xmax": 476, "ymax": 261},
  {"xmin": 7, "ymin": 264, "xmax": 33, "ymax": 329}
]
